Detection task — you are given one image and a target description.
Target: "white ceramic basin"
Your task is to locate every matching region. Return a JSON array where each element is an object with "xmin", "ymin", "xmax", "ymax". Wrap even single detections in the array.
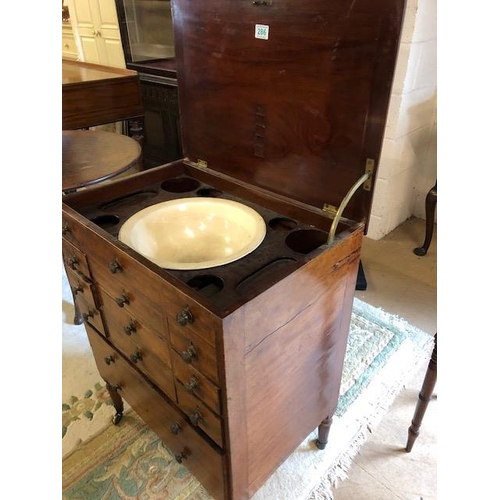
[{"xmin": 118, "ymin": 198, "xmax": 267, "ymax": 270}]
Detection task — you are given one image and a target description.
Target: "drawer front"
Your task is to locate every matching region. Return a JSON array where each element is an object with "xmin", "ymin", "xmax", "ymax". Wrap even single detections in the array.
[
  {"xmin": 65, "ymin": 267, "xmax": 100, "ymax": 310},
  {"xmin": 176, "ymin": 389, "xmax": 224, "ymax": 448},
  {"xmin": 166, "ymin": 304, "xmax": 217, "ymax": 349},
  {"xmin": 62, "ymin": 238, "xmax": 92, "ymax": 280},
  {"xmin": 100, "ymin": 291, "xmax": 176, "ymax": 400},
  {"xmin": 62, "ymin": 32, "xmax": 78, "ymax": 58},
  {"xmin": 173, "ymin": 354, "xmax": 221, "ymax": 415},
  {"xmin": 92, "ymin": 259, "xmax": 165, "ymax": 334},
  {"xmin": 62, "ymin": 214, "xmax": 95, "ymax": 257},
  {"xmin": 75, "ymin": 294, "xmax": 106, "ymax": 334},
  {"xmin": 86, "ymin": 242, "xmax": 167, "ymax": 318},
  {"xmin": 170, "ymin": 326, "xmax": 219, "ymax": 384},
  {"xmin": 86, "ymin": 327, "xmax": 225, "ymax": 500},
  {"xmin": 99, "ymin": 289, "xmax": 171, "ymax": 369}
]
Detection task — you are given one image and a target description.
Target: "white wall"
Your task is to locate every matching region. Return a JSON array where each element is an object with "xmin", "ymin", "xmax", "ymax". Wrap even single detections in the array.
[{"xmin": 367, "ymin": 0, "xmax": 437, "ymax": 240}]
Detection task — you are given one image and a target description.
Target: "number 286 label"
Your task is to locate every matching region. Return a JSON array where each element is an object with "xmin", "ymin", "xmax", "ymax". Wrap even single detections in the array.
[{"xmin": 255, "ymin": 24, "xmax": 269, "ymax": 40}]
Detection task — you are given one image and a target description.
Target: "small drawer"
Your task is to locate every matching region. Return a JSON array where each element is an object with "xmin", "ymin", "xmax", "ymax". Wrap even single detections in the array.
[
  {"xmin": 100, "ymin": 290, "xmax": 172, "ymax": 370},
  {"xmin": 177, "ymin": 389, "xmax": 224, "ymax": 448},
  {"xmin": 173, "ymin": 355, "xmax": 221, "ymax": 415},
  {"xmin": 166, "ymin": 303, "xmax": 217, "ymax": 349},
  {"xmin": 62, "ymin": 239, "xmax": 92, "ymax": 280},
  {"xmin": 170, "ymin": 326, "xmax": 219, "ymax": 384},
  {"xmin": 86, "ymin": 327, "xmax": 225, "ymax": 500},
  {"xmin": 125, "ymin": 343, "xmax": 176, "ymax": 402},
  {"xmin": 62, "ymin": 212, "xmax": 93, "ymax": 254},
  {"xmin": 86, "ymin": 242, "xmax": 167, "ymax": 319},
  {"xmin": 76, "ymin": 294, "xmax": 106, "ymax": 335},
  {"xmin": 65, "ymin": 268, "xmax": 100, "ymax": 309},
  {"xmin": 91, "ymin": 259, "xmax": 165, "ymax": 334},
  {"xmin": 100, "ymin": 292, "xmax": 175, "ymax": 401},
  {"xmin": 62, "ymin": 33, "xmax": 78, "ymax": 56}
]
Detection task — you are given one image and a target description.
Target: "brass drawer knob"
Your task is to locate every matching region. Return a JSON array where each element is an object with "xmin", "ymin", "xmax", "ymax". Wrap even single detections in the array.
[
  {"xmin": 181, "ymin": 344, "xmax": 197, "ymax": 364},
  {"xmin": 104, "ymin": 355, "xmax": 116, "ymax": 365},
  {"xmin": 108, "ymin": 259, "xmax": 123, "ymax": 274},
  {"xmin": 170, "ymin": 422, "xmax": 182, "ymax": 435},
  {"xmin": 175, "ymin": 451, "xmax": 187, "ymax": 463},
  {"xmin": 123, "ymin": 321, "xmax": 137, "ymax": 335},
  {"xmin": 189, "ymin": 409, "xmax": 204, "ymax": 427},
  {"xmin": 82, "ymin": 309, "xmax": 96, "ymax": 321},
  {"xmin": 71, "ymin": 284, "xmax": 83, "ymax": 295},
  {"xmin": 184, "ymin": 376, "xmax": 199, "ymax": 393},
  {"xmin": 68, "ymin": 255, "xmax": 79, "ymax": 270},
  {"xmin": 62, "ymin": 223, "xmax": 71, "ymax": 235},
  {"xmin": 115, "ymin": 293, "xmax": 130, "ymax": 308},
  {"xmin": 129, "ymin": 350, "xmax": 142, "ymax": 364},
  {"xmin": 176, "ymin": 307, "xmax": 194, "ymax": 326}
]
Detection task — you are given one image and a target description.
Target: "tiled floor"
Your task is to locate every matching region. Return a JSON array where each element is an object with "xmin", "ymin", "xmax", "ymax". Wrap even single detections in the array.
[{"xmin": 335, "ymin": 216, "xmax": 437, "ymax": 500}]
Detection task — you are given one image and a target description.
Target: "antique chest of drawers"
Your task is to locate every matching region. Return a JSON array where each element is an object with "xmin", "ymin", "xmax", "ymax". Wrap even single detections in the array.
[{"xmin": 62, "ymin": 1, "xmax": 405, "ymax": 499}]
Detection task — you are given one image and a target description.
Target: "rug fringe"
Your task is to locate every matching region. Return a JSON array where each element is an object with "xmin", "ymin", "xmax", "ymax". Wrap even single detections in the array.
[{"xmin": 306, "ymin": 419, "xmax": 383, "ymax": 499}]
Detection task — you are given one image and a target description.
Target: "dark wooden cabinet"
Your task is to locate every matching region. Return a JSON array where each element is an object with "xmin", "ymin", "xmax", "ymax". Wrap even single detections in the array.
[{"xmin": 138, "ymin": 75, "xmax": 182, "ymax": 168}]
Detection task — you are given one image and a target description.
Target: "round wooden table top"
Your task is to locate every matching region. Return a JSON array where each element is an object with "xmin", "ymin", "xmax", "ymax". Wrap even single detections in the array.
[{"xmin": 62, "ymin": 130, "xmax": 141, "ymax": 192}]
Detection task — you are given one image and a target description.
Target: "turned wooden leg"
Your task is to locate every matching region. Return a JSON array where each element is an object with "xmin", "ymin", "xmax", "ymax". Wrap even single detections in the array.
[
  {"xmin": 106, "ymin": 381, "xmax": 124, "ymax": 425},
  {"xmin": 406, "ymin": 333, "xmax": 437, "ymax": 452},
  {"xmin": 414, "ymin": 182, "xmax": 437, "ymax": 256},
  {"xmin": 316, "ymin": 415, "xmax": 333, "ymax": 450}
]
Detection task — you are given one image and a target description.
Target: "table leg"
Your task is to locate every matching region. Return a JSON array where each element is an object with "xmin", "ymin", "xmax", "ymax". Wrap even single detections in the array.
[
  {"xmin": 106, "ymin": 381, "xmax": 125, "ymax": 425},
  {"xmin": 413, "ymin": 182, "xmax": 437, "ymax": 256},
  {"xmin": 316, "ymin": 415, "xmax": 333, "ymax": 449},
  {"xmin": 406, "ymin": 333, "xmax": 437, "ymax": 452}
]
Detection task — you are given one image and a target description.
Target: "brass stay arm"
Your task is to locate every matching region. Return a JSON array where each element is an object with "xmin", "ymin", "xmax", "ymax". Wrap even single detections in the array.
[{"xmin": 327, "ymin": 170, "xmax": 373, "ymax": 246}]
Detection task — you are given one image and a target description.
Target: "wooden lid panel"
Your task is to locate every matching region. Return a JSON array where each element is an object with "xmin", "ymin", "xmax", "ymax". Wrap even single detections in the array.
[{"xmin": 172, "ymin": 0, "xmax": 405, "ymax": 220}]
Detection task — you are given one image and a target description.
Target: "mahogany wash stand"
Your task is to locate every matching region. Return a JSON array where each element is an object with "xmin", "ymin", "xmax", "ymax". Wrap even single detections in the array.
[{"xmin": 62, "ymin": 1, "xmax": 406, "ymax": 498}]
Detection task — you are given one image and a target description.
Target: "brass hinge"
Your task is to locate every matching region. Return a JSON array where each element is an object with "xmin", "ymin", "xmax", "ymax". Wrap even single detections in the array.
[
  {"xmin": 363, "ymin": 158, "xmax": 375, "ymax": 191},
  {"xmin": 322, "ymin": 203, "xmax": 338, "ymax": 216},
  {"xmin": 196, "ymin": 159, "xmax": 208, "ymax": 168}
]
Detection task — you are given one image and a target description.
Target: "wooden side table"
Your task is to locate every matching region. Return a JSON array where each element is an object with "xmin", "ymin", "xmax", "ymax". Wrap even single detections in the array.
[
  {"xmin": 62, "ymin": 60, "xmax": 143, "ymax": 130},
  {"xmin": 62, "ymin": 130, "xmax": 142, "ymax": 193}
]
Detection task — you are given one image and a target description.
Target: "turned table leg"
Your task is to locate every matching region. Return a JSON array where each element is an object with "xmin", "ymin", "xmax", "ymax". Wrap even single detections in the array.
[
  {"xmin": 106, "ymin": 381, "xmax": 124, "ymax": 425},
  {"xmin": 406, "ymin": 333, "xmax": 437, "ymax": 452},
  {"xmin": 413, "ymin": 182, "xmax": 437, "ymax": 256},
  {"xmin": 316, "ymin": 415, "xmax": 333, "ymax": 449}
]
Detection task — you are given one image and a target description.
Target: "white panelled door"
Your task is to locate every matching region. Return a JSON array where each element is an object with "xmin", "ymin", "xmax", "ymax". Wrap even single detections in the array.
[{"xmin": 68, "ymin": 0, "xmax": 125, "ymax": 68}]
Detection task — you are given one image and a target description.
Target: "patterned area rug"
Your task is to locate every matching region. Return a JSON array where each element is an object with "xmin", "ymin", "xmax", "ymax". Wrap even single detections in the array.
[{"xmin": 62, "ymin": 268, "xmax": 434, "ymax": 499}]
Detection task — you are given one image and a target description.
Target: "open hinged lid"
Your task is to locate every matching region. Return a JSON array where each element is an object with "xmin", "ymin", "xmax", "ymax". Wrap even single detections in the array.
[{"xmin": 171, "ymin": 0, "xmax": 405, "ymax": 226}]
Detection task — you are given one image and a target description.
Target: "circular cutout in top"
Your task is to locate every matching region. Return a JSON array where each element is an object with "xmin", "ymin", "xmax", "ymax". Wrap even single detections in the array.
[
  {"xmin": 197, "ymin": 188, "xmax": 223, "ymax": 198},
  {"xmin": 91, "ymin": 214, "xmax": 120, "ymax": 229},
  {"xmin": 187, "ymin": 275, "xmax": 224, "ymax": 297},
  {"xmin": 269, "ymin": 217, "xmax": 297, "ymax": 231},
  {"xmin": 161, "ymin": 177, "xmax": 201, "ymax": 193},
  {"xmin": 285, "ymin": 229, "xmax": 328, "ymax": 254}
]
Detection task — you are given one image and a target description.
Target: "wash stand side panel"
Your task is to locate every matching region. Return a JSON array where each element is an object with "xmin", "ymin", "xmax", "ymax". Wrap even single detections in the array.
[{"xmin": 220, "ymin": 229, "xmax": 363, "ymax": 496}]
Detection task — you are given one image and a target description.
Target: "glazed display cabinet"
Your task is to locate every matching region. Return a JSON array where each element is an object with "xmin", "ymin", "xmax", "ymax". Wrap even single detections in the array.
[{"xmin": 115, "ymin": 0, "xmax": 182, "ymax": 167}]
